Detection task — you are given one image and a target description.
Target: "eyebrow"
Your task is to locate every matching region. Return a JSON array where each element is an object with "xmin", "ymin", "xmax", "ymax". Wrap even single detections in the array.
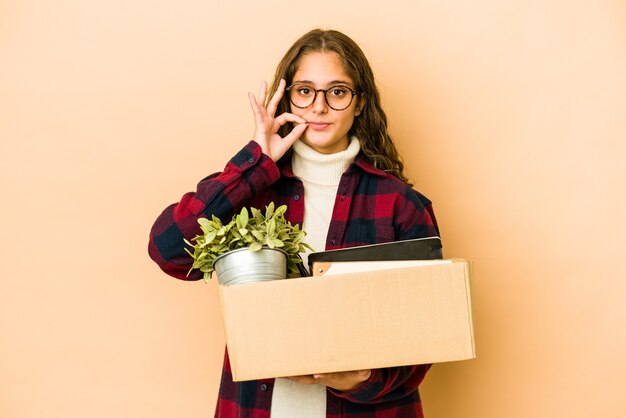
[{"xmin": 292, "ymin": 79, "xmax": 354, "ymax": 87}]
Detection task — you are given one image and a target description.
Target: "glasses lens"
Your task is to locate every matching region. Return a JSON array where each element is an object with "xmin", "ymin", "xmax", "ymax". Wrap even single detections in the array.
[
  {"xmin": 289, "ymin": 84, "xmax": 316, "ymax": 108},
  {"xmin": 325, "ymin": 86, "xmax": 353, "ymax": 110}
]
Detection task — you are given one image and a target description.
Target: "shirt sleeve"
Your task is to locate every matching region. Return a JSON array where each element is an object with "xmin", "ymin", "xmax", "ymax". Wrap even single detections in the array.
[
  {"xmin": 393, "ymin": 187, "xmax": 440, "ymax": 240},
  {"xmin": 147, "ymin": 141, "xmax": 280, "ymax": 280},
  {"xmin": 328, "ymin": 364, "xmax": 431, "ymax": 404}
]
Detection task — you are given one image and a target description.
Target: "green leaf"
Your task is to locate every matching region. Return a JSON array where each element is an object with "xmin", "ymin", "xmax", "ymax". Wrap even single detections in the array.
[
  {"xmin": 275, "ymin": 205, "xmax": 287, "ymax": 217},
  {"xmin": 271, "ymin": 238, "xmax": 284, "ymax": 247},
  {"xmin": 265, "ymin": 202, "xmax": 275, "ymax": 218},
  {"xmin": 249, "ymin": 242, "xmax": 262, "ymax": 251},
  {"xmin": 211, "ymin": 244, "xmax": 225, "ymax": 253},
  {"xmin": 268, "ymin": 218, "xmax": 276, "ymax": 236},
  {"xmin": 251, "ymin": 230, "xmax": 265, "ymax": 241},
  {"xmin": 239, "ymin": 207, "xmax": 249, "ymax": 227},
  {"xmin": 205, "ymin": 231, "xmax": 217, "ymax": 244}
]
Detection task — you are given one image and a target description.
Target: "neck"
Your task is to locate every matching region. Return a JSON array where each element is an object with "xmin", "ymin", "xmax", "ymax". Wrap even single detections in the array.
[{"xmin": 291, "ymin": 137, "xmax": 360, "ymax": 185}]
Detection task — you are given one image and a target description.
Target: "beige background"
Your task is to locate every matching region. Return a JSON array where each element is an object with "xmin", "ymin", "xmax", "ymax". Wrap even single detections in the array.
[{"xmin": 1, "ymin": 0, "xmax": 625, "ymax": 417}]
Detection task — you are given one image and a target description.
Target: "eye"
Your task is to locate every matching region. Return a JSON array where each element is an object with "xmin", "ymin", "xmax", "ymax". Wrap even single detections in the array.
[
  {"xmin": 329, "ymin": 87, "xmax": 349, "ymax": 97},
  {"xmin": 296, "ymin": 86, "xmax": 313, "ymax": 96}
]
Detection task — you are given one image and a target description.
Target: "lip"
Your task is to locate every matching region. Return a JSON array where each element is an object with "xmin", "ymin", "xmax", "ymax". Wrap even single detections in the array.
[{"xmin": 307, "ymin": 121, "xmax": 330, "ymax": 131}]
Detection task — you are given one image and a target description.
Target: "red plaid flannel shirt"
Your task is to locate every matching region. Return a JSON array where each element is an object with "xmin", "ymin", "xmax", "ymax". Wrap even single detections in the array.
[{"xmin": 148, "ymin": 141, "xmax": 440, "ymax": 417}]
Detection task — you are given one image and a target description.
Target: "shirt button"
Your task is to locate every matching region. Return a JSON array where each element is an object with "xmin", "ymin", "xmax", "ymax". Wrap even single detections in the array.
[
  {"xmin": 294, "ymin": 194, "xmax": 300, "ymax": 201},
  {"xmin": 248, "ymin": 157, "xmax": 255, "ymax": 163},
  {"xmin": 260, "ymin": 383, "xmax": 269, "ymax": 391}
]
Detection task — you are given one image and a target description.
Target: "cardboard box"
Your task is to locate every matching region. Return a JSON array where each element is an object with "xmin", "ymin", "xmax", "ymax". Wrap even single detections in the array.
[{"xmin": 217, "ymin": 259, "xmax": 475, "ymax": 382}]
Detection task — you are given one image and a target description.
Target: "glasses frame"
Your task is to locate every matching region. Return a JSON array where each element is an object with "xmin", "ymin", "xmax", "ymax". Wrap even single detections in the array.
[{"xmin": 285, "ymin": 83, "xmax": 360, "ymax": 111}]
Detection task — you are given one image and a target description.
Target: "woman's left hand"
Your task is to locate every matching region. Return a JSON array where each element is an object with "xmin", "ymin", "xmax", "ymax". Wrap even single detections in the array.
[
  {"xmin": 248, "ymin": 79, "xmax": 308, "ymax": 162},
  {"xmin": 287, "ymin": 369, "xmax": 372, "ymax": 391}
]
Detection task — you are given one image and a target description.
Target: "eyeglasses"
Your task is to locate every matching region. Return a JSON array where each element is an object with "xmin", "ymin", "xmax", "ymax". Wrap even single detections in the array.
[{"xmin": 286, "ymin": 83, "xmax": 359, "ymax": 111}]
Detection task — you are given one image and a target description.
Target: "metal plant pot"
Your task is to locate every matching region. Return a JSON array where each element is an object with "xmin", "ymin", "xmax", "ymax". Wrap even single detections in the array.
[{"xmin": 213, "ymin": 247, "xmax": 288, "ymax": 286}]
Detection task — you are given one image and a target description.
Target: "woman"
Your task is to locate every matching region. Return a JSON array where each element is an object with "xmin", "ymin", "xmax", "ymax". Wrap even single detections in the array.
[{"xmin": 149, "ymin": 29, "xmax": 440, "ymax": 418}]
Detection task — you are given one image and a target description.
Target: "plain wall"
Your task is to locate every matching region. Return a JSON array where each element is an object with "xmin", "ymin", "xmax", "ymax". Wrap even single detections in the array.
[{"xmin": 1, "ymin": 1, "xmax": 625, "ymax": 417}]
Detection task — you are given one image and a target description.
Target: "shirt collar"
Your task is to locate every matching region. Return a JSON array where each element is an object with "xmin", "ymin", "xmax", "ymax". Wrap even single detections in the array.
[{"xmin": 278, "ymin": 152, "xmax": 387, "ymax": 179}]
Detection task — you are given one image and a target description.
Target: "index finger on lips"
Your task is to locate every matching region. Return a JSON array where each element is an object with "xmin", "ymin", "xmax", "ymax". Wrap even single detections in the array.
[
  {"xmin": 282, "ymin": 120, "xmax": 307, "ymax": 145},
  {"xmin": 274, "ymin": 112, "xmax": 307, "ymax": 127}
]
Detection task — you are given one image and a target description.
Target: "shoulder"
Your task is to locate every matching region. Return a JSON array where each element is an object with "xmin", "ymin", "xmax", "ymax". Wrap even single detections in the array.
[
  {"xmin": 350, "ymin": 154, "xmax": 440, "ymax": 237},
  {"xmin": 351, "ymin": 154, "xmax": 432, "ymax": 209}
]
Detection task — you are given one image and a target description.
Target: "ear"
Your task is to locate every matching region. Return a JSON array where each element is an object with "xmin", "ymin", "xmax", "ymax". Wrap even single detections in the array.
[{"xmin": 354, "ymin": 96, "xmax": 365, "ymax": 116}]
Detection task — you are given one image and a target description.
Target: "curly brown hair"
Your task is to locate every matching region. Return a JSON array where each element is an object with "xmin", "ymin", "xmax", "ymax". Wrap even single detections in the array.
[{"xmin": 268, "ymin": 29, "xmax": 411, "ymax": 185}]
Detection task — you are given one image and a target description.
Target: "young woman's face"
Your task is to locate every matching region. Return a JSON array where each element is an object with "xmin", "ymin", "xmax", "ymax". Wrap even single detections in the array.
[{"xmin": 289, "ymin": 51, "xmax": 362, "ymax": 154}]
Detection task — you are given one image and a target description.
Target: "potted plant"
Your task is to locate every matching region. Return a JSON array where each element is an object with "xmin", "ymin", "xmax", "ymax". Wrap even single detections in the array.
[{"xmin": 184, "ymin": 203, "xmax": 313, "ymax": 285}]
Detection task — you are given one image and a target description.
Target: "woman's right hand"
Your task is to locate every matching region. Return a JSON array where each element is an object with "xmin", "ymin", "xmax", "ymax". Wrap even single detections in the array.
[{"xmin": 248, "ymin": 79, "xmax": 308, "ymax": 162}]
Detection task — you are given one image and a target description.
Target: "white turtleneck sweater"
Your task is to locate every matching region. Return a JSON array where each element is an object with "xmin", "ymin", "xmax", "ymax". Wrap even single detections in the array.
[{"xmin": 270, "ymin": 137, "xmax": 361, "ymax": 418}]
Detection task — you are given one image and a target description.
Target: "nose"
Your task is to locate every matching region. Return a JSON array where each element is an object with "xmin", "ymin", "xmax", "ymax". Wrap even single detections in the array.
[{"xmin": 311, "ymin": 90, "xmax": 328, "ymax": 114}]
